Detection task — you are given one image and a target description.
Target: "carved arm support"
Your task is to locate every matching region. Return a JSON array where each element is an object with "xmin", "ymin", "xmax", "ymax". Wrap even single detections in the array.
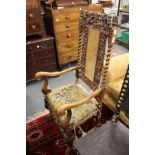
[
  {"xmin": 34, "ymin": 66, "xmax": 80, "ymax": 95},
  {"xmin": 57, "ymin": 88, "xmax": 102, "ymax": 116},
  {"xmin": 35, "ymin": 66, "xmax": 80, "ymax": 80}
]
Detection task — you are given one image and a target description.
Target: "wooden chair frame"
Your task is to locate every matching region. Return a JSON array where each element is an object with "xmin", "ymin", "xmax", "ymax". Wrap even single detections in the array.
[
  {"xmin": 112, "ymin": 65, "xmax": 129, "ymax": 126},
  {"xmin": 35, "ymin": 10, "xmax": 118, "ymax": 150}
]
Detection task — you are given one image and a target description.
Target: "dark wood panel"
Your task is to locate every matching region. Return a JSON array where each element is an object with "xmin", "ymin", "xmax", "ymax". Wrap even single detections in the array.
[
  {"xmin": 26, "ymin": 0, "xmax": 39, "ymax": 9},
  {"xmin": 26, "ymin": 37, "xmax": 58, "ymax": 82},
  {"xmin": 26, "ymin": 48, "xmax": 55, "ymax": 60},
  {"xmin": 26, "ymin": 0, "xmax": 45, "ymax": 37},
  {"xmin": 26, "ymin": 39, "xmax": 54, "ymax": 52},
  {"xmin": 26, "ymin": 21, "xmax": 43, "ymax": 34},
  {"xmin": 26, "ymin": 9, "xmax": 41, "ymax": 22}
]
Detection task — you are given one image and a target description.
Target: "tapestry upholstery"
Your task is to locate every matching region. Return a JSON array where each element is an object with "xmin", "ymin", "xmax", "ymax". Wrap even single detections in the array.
[{"xmin": 47, "ymin": 83, "xmax": 99, "ymax": 127}]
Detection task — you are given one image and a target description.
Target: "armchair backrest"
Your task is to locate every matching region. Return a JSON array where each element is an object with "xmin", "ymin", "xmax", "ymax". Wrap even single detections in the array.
[{"xmin": 76, "ymin": 10, "xmax": 118, "ymax": 90}]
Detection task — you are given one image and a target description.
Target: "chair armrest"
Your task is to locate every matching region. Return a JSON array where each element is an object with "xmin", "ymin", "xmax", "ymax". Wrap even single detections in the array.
[
  {"xmin": 35, "ymin": 66, "xmax": 80, "ymax": 80},
  {"xmin": 57, "ymin": 88, "xmax": 102, "ymax": 116}
]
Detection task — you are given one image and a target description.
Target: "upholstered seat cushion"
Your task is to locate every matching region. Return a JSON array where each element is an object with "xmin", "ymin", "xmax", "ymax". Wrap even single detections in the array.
[{"xmin": 47, "ymin": 83, "xmax": 99, "ymax": 127}]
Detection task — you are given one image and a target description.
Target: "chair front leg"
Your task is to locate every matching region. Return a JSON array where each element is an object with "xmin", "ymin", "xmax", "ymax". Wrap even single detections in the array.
[
  {"xmin": 64, "ymin": 127, "xmax": 75, "ymax": 155},
  {"xmin": 60, "ymin": 109, "xmax": 72, "ymax": 130}
]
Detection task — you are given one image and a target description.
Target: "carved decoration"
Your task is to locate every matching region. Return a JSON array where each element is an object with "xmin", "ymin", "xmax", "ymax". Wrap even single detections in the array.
[
  {"xmin": 41, "ymin": 76, "xmax": 51, "ymax": 95},
  {"xmin": 77, "ymin": 10, "xmax": 118, "ymax": 90}
]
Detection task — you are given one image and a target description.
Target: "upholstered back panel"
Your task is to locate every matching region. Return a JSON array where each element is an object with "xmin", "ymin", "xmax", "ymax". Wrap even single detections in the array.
[
  {"xmin": 77, "ymin": 10, "xmax": 118, "ymax": 90},
  {"xmin": 84, "ymin": 29, "xmax": 100, "ymax": 82}
]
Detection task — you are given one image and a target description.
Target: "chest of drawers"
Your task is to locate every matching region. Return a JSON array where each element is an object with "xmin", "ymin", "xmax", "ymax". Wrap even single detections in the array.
[
  {"xmin": 45, "ymin": 4, "xmax": 103, "ymax": 67},
  {"xmin": 26, "ymin": 0, "xmax": 45, "ymax": 37},
  {"xmin": 26, "ymin": 37, "xmax": 58, "ymax": 82}
]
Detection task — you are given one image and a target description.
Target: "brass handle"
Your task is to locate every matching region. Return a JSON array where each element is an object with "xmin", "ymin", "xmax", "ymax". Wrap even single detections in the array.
[
  {"xmin": 36, "ymin": 45, "xmax": 40, "ymax": 48},
  {"xmin": 56, "ymin": 18, "xmax": 59, "ymax": 22},
  {"xmin": 66, "ymin": 24, "xmax": 70, "ymax": 28},
  {"xmin": 67, "ymin": 33, "xmax": 71, "ymax": 38},
  {"xmin": 67, "ymin": 44, "xmax": 71, "ymax": 48},
  {"xmin": 66, "ymin": 15, "xmax": 70, "ymax": 19},
  {"xmin": 32, "ymin": 25, "xmax": 36, "ymax": 29},
  {"xmin": 29, "ymin": 13, "xmax": 34, "ymax": 18}
]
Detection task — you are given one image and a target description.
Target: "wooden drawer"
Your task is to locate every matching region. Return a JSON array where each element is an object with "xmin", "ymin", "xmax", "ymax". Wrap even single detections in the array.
[
  {"xmin": 27, "ymin": 39, "xmax": 54, "ymax": 52},
  {"xmin": 26, "ymin": 0, "xmax": 45, "ymax": 37},
  {"xmin": 26, "ymin": 9, "xmax": 40, "ymax": 22},
  {"xmin": 26, "ymin": 0, "xmax": 39, "ymax": 9},
  {"xmin": 26, "ymin": 21, "xmax": 43, "ymax": 34},
  {"xmin": 54, "ymin": 21, "xmax": 79, "ymax": 33},
  {"xmin": 86, "ymin": 5, "xmax": 103, "ymax": 13},
  {"xmin": 26, "ymin": 37, "xmax": 58, "ymax": 82},
  {"xmin": 57, "ymin": 39, "xmax": 79, "ymax": 54},
  {"xmin": 59, "ymin": 51, "xmax": 78, "ymax": 64},
  {"xmin": 55, "ymin": 29, "xmax": 79, "ymax": 44},
  {"xmin": 37, "ymin": 57, "xmax": 56, "ymax": 67},
  {"xmin": 56, "ymin": 0, "xmax": 88, "ymax": 8},
  {"xmin": 26, "ymin": 48, "xmax": 55, "ymax": 61},
  {"xmin": 27, "ymin": 56, "xmax": 56, "ymax": 68},
  {"xmin": 52, "ymin": 10, "xmax": 80, "ymax": 23},
  {"xmin": 52, "ymin": 7, "xmax": 79, "ymax": 16}
]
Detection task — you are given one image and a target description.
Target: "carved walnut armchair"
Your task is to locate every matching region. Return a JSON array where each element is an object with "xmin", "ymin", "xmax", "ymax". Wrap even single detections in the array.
[{"xmin": 35, "ymin": 10, "xmax": 118, "ymax": 149}]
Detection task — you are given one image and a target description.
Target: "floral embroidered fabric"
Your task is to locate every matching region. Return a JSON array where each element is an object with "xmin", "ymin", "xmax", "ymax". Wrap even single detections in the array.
[{"xmin": 47, "ymin": 83, "xmax": 99, "ymax": 127}]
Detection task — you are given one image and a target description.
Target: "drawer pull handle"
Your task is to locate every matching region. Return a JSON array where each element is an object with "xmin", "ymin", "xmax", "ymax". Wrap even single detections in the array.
[
  {"xmin": 56, "ymin": 18, "xmax": 59, "ymax": 22},
  {"xmin": 66, "ymin": 15, "xmax": 70, "ymax": 19},
  {"xmin": 29, "ymin": 13, "xmax": 34, "ymax": 18},
  {"xmin": 67, "ymin": 33, "xmax": 71, "ymax": 38},
  {"xmin": 37, "ymin": 45, "xmax": 40, "ymax": 48},
  {"xmin": 32, "ymin": 25, "xmax": 36, "ymax": 29},
  {"xmin": 66, "ymin": 24, "xmax": 70, "ymax": 28},
  {"xmin": 67, "ymin": 44, "xmax": 71, "ymax": 48}
]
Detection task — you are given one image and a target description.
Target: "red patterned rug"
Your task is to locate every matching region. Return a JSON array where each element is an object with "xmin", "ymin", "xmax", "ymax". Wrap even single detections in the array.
[
  {"xmin": 26, "ymin": 112, "xmax": 68, "ymax": 155},
  {"xmin": 26, "ymin": 105, "xmax": 113, "ymax": 155}
]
